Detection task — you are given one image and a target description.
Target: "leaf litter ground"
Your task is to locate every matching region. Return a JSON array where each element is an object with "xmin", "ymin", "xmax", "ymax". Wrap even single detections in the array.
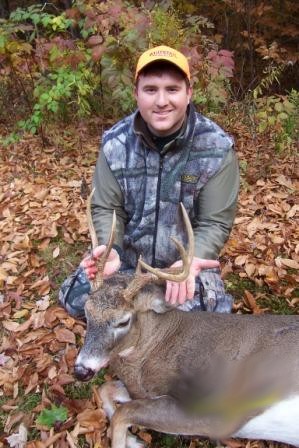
[{"xmin": 0, "ymin": 124, "xmax": 298, "ymax": 448}]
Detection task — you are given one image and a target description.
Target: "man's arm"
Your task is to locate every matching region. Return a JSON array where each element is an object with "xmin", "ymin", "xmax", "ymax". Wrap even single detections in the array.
[
  {"xmin": 91, "ymin": 149, "xmax": 127, "ymax": 253},
  {"xmin": 165, "ymin": 149, "xmax": 239, "ymax": 305},
  {"xmin": 193, "ymin": 149, "xmax": 239, "ymax": 260}
]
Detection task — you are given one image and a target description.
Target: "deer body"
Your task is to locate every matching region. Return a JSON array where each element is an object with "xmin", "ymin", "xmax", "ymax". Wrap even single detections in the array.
[{"xmin": 75, "ymin": 279, "xmax": 299, "ymax": 447}]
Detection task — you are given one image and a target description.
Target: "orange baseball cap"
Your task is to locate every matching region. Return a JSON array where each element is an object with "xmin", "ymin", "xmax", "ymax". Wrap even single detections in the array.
[{"xmin": 135, "ymin": 45, "xmax": 190, "ymax": 81}]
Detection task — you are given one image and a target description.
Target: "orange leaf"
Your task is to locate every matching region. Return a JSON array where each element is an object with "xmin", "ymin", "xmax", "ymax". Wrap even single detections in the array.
[
  {"xmin": 14, "ymin": 234, "xmax": 31, "ymax": 250},
  {"xmin": 77, "ymin": 408, "xmax": 106, "ymax": 430},
  {"xmin": 243, "ymin": 290, "xmax": 263, "ymax": 314},
  {"xmin": 54, "ymin": 327, "xmax": 76, "ymax": 344}
]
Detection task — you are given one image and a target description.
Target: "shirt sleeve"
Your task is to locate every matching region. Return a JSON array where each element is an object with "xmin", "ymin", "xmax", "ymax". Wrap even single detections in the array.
[
  {"xmin": 91, "ymin": 149, "xmax": 127, "ymax": 251},
  {"xmin": 193, "ymin": 149, "xmax": 239, "ymax": 259}
]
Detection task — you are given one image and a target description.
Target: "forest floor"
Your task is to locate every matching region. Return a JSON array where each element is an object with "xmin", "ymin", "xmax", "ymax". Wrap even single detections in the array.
[{"xmin": 0, "ymin": 118, "xmax": 298, "ymax": 447}]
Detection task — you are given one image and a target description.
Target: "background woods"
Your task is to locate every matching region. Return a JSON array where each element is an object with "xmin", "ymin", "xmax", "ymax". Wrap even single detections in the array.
[{"xmin": 0, "ymin": 1, "xmax": 298, "ymax": 447}]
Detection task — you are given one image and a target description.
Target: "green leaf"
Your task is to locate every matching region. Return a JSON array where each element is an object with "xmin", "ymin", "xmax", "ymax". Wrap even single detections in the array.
[
  {"xmin": 274, "ymin": 102, "xmax": 283, "ymax": 112},
  {"xmin": 37, "ymin": 404, "xmax": 68, "ymax": 428},
  {"xmin": 31, "ymin": 13, "xmax": 41, "ymax": 25},
  {"xmin": 42, "ymin": 16, "xmax": 52, "ymax": 27},
  {"xmin": 278, "ymin": 112, "xmax": 289, "ymax": 121}
]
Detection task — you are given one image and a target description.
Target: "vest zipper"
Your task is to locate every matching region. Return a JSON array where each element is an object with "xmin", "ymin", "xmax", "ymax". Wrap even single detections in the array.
[{"xmin": 152, "ymin": 156, "xmax": 164, "ymax": 267}]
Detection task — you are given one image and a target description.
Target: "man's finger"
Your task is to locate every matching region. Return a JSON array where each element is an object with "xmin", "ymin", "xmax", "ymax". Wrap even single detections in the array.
[
  {"xmin": 92, "ymin": 245, "xmax": 107, "ymax": 259},
  {"xmin": 165, "ymin": 281, "xmax": 172, "ymax": 302},
  {"xmin": 186, "ymin": 275, "xmax": 195, "ymax": 300},
  {"xmin": 178, "ymin": 281, "xmax": 187, "ymax": 304},
  {"xmin": 170, "ymin": 282, "xmax": 179, "ymax": 305},
  {"xmin": 197, "ymin": 259, "xmax": 220, "ymax": 269}
]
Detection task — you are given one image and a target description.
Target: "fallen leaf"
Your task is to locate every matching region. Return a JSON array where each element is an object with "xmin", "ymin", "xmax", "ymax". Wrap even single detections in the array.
[
  {"xmin": 275, "ymin": 258, "xmax": 299, "ymax": 269},
  {"xmin": 6, "ymin": 423, "xmax": 27, "ymax": 448},
  {"xmin": 275, "ymin": 174, "xmax": 294, "ymax": 189},
  {"xmin": 279, "ymin": 258, "xmax": 299, "ymax": 269},
  {"xmin": 243, "ymin": 290, "xmax": 263, "ymax": 314},
  {"xmin": 138, "ymin": 431, "xmax": 152, "ymax": 443},
  {"xmin": 77, "ymin": 409, "xmax": 106, "ymax": 430},
  {"xmin": 36, "ymin": 296, "xmax": 50, "ymax": 311},
  {"xmin": 13, "ymin": 309, "xmax": 29, "ymax": 319},
  {"xmin": 0, "ymin": 353, "xmax": 11, "ymax": 366},
  {"xmin": 234, "ymin": 254, "xmax": 248, "ymax": 266},
  {"xmin": 286, "ymin": 204, "xmax": 299, "ymax": 219},
  {"xmin": 245, "ymin": 263, "xmax": 256, "ymax": 277},
  {"xmin": 54, "ymin": 327, "xmax": 76, "ymax": 344},
  {"xmin": 52, "ymin": 246, "xmax": 60, "ymax": 259}
]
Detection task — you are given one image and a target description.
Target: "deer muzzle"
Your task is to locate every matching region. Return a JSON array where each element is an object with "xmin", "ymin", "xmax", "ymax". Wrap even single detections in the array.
[{"xmin": 74, "ymin": 363, "xmax": 96, "ymax": 382}]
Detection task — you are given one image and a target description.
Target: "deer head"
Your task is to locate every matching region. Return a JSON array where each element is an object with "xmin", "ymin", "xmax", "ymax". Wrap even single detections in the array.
[{"xmin": 74, "ymin": 192, "xmax": 194, "ymax": 381}]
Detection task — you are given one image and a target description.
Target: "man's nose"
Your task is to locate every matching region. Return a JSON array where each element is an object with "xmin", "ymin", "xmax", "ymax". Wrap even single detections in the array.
[{"xmin": 156, "ymin": 90, "xmax": 168, "ymax": 107}]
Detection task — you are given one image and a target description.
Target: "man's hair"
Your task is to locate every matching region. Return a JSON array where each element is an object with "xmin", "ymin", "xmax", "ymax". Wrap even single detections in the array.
[{"xmin": 135, "ymin": 61, "xmax": 190, "ymax": 89}]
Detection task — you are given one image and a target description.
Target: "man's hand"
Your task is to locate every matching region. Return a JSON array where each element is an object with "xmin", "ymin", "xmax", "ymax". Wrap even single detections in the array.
[
  {"xmin": 165, "ymin": 257, "xmax": 220, "ymax": 305},
  {"xmin": 80, "ymin": 246, "xmax": 121, "ymax": 280}
]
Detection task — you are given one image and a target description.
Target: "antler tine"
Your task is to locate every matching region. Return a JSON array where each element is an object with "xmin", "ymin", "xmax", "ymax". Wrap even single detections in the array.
[
  {"xmin": 95, "ymin": 210, "xmax": 116, "ymax": 280},
  {"xmin": 122, "ymin": 271, "xmax": 156, "ymax": 302},
  {"xmin": 87, "ymin": 188, "xmax": 116, "ymax": 291},
  {"xmin": 122, "ymin": 203, "xmax": 194, "ymax": 302},
  {"xmin": 87, "ymin": 188, "xmax": 98, "ymax": 251},
  {"xmin": 138, "ymin": 203, "xmax": 194, "ymax": 282}
]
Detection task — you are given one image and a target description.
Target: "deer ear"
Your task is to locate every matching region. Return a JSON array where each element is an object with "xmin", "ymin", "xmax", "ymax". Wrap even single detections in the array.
[{"xmin": 135, "ymin": 289, "xmax": 170, "ymax": 314}]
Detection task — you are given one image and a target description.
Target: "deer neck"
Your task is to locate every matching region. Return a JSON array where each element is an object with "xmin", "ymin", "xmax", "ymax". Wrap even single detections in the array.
[{"xmin": 111, "ymin": 309, "xmax": 181, "ymax": 361}]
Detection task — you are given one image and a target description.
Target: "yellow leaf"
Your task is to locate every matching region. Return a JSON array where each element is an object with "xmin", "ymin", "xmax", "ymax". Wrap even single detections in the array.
[
  {"xmin": 13, "ymin": 309, "xmax": 29, "ymax": 319},
  {"xmin": 0, "ymin": 267, "xmax": 8, "ymax": 281}
]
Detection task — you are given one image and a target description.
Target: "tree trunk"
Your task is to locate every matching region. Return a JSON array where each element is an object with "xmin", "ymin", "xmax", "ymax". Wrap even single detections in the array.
[{"xmin": 0, "ymin": 0, "xmax": 10, "ymax": 18}]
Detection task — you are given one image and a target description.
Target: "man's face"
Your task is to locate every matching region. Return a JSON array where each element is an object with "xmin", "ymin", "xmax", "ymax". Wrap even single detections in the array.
[{"xmin": 135, "ymin": 70, "xmax": 192, "ymax": 137}]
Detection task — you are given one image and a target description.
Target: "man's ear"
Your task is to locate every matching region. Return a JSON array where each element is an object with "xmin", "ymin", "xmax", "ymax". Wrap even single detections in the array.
[
  {"xmin": 134, "ymin": 84, "xmax": 138, "ymax": 100},
  {"xmin": 188, "ymin": 86, "xmax": 193, "ymax": 103}
]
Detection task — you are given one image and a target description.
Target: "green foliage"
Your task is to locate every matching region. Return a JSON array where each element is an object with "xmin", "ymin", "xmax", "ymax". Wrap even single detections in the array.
[
  {"xmin": 18, "ymin": 62, "xmax": 99, "ymax": 134},
  {"xmin": 19, "ymin": 392, "xmax": 41, "ymax": 412},
  {"xmin": 252, "ymin": 64, "xmax": 286, "ymax": 100},
  {"xmin": 10, "ymin": 4, "xmax": 73, "ymax": 35},
  {"xmin": 254, "ymin": 90, "xmax": 298, "ymax": 151},
  {"xmin": 148, "ymin": 6, "xmax": 184, "ymax": 48},
  {"xmin": 0, "ymin": 0, "xmax": 236, "ymax": 140},
  {"xmin": 36, "ymin": 404, "xmax": 68, "ymax": 428}
]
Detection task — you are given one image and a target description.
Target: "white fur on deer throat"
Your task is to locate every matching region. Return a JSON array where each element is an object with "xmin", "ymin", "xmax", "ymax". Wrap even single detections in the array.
[{"xmin": 233, "ymin": 394, "xmax": 299, "ymax": 446}]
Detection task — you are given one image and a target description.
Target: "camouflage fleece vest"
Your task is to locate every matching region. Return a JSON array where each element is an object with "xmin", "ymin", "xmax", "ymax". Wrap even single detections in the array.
[{"xmin": 102, "ymin": 103, "xmax": 233, "ymax": 270}]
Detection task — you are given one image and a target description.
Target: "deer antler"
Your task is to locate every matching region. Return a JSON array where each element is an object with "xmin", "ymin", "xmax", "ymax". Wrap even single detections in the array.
[
  {"xmin": 123, "ymin": 203, "xmax": 194, "ymax": 302},
  {"xmin": 87, "ymin": 188, "xmax": 116, "ymax": 291}
]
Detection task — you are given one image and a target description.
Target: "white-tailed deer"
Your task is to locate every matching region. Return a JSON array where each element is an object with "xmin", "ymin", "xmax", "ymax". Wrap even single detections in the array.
[{"xmin": 74, "ymin": 193, "xmax": 299, "ymax": 448}]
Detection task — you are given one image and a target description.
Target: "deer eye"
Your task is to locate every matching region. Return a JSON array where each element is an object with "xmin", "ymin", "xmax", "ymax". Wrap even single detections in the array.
[{"xmin": 114, "ymin": 317, "xmax": 131, "ymax": 329}]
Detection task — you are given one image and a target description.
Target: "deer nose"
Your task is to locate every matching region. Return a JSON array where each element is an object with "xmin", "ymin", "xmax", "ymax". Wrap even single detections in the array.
[{"xmin": 74, "ymin": 363, "xmax": 95, "ymax": 381}]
